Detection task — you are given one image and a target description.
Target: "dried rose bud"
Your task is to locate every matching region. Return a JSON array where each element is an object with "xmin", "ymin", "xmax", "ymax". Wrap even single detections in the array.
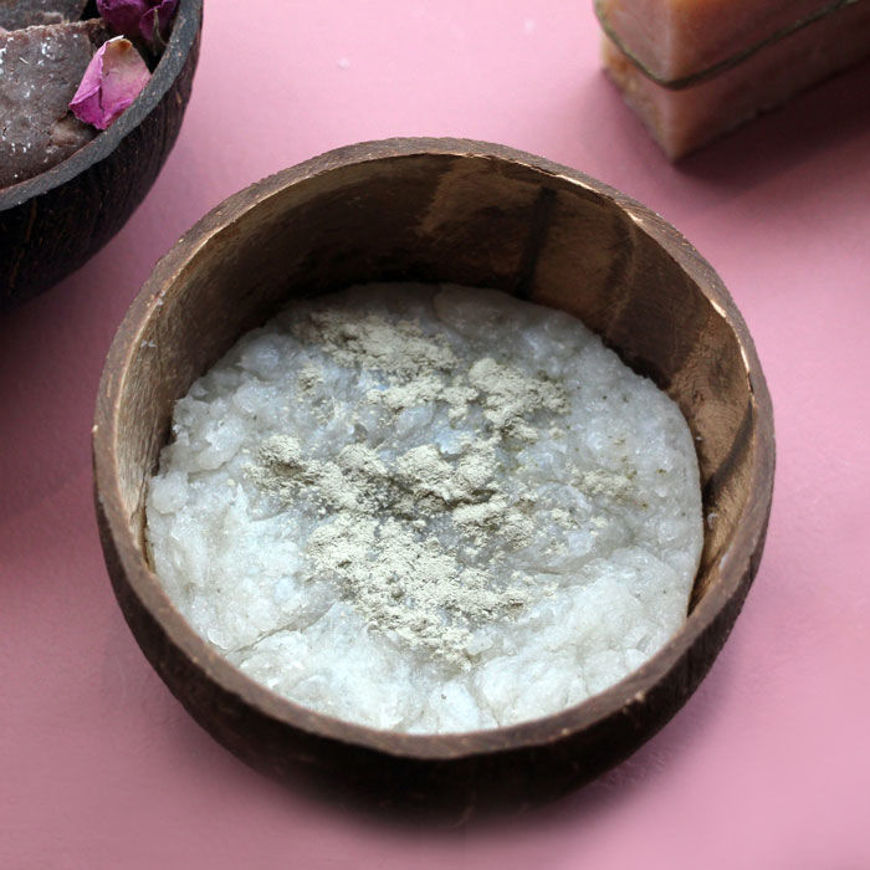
[
  {"xmin": 69, "ymin": 36, "xmax": 152, "ymax": 131},
  {"xmin": 96, "ymin": 0, "xmax": 178, "ymax": 49},
  {"xmin": 140, "ymin": 0, "xmax": 178, "ymax": 46}
]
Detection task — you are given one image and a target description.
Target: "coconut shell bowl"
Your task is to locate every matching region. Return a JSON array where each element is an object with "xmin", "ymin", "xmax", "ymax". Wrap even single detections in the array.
[
  {"xmin": 93, "ymin": 138, "xmax": 775, "ymax": 815},
  {"xmin": 0, "ymin": 0, "xmax": 203, "ymax": 312}
]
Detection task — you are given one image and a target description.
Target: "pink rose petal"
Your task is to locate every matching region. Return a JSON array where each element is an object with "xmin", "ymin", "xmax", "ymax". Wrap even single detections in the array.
[{"xmin": 69, "ymin": 37, "xmax": 152, "ymax": 131}]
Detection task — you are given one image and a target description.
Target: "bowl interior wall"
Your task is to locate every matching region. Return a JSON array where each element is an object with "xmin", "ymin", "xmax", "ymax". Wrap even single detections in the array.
[{"xmin": 118, "ymin": 152, "xmax": 756, "ymax": 610}]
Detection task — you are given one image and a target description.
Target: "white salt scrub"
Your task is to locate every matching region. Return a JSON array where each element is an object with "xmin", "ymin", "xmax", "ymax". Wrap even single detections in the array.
[{"xmin": 146, "ymin": 284, "xmax": 703, "ymax": 734}]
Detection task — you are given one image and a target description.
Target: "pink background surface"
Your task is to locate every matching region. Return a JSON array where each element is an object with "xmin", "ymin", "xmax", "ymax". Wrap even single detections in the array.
[{"xmin": 2, "ymin": 1, "xmax": 870, "ymax": 867}]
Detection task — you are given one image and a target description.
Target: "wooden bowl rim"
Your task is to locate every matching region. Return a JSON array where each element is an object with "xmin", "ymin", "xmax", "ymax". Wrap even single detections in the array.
[
  {"xmin": 94, "ymin": 137, "xmax": 775, "ymax": 762},
  {"xmin": 0, "ymin": 0, "xmax": 203, "ymax": 211}
]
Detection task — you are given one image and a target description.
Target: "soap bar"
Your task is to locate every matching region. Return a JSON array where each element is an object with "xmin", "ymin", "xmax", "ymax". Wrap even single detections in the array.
[
  {"xmin": 0, "ymin": 0, "xmax": 88, "ymax": 30},
  {"xmin": 0, "ymin": 19, "xmax": 109, "ymax": 188},
  {"xmin": 600, "ymin": 0, "xmax": 870, "ymax": 158}
]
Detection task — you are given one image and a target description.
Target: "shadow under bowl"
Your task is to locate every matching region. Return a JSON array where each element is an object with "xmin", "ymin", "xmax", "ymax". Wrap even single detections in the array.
[
  {"xmin": 93, "ymin": 138, "xmax": 775, "ymax": 817},
  {"xmin": 0, "ymin": 0, "xmax": 203, "ymax": 312}
]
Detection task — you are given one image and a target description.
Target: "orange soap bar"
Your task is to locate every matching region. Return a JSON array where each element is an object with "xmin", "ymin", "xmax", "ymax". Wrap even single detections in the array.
[{"xmin": 598, "ymin": 0, "xmax": 870, "ymax": 158}]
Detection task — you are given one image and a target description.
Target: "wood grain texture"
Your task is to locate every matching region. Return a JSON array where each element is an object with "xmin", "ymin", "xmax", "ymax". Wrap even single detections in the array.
[
  {"xmin": 0, "ymin": 0, "xmax": 202, "ymax": 311},
  {"xmin": 93, "ymin": 139, "xmax": 775, "ymax": 818}
]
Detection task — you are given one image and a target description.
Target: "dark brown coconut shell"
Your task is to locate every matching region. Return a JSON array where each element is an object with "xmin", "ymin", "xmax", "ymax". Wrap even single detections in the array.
[
  {"xmin": 93, "ymin": 139, "xmax": 775, "ymax": 817},
  {"xmin": 0, "ymin": 0, "xmax": 89, "ymax": 32},
  {"xmin": 0, "ymin": 0, "xmax": 203, "ymax": 312}
]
